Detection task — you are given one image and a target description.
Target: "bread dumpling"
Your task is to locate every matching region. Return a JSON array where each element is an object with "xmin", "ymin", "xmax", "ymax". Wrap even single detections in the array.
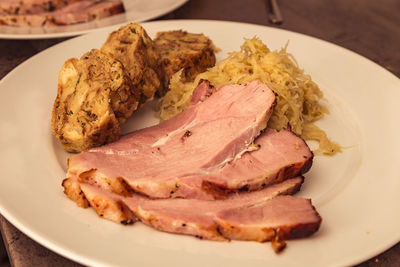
[
  {"xmin": 101, "ymin": 23, "xmax": 163, "ymax": 103},
  {"xmin": 51, "ymin": 49, "xmax": 139, "ymax": 153},
  {"xmin": 154, "ymin": 30, "xmax": 216, "ymax": 96}
]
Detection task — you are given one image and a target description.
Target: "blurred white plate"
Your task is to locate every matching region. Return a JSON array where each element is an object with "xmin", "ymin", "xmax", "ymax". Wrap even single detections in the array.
[
  {"xmin": 0, "ymin": 20, "xmax": 399, "ymax": 267},
  {"xmin": 0, "ymin": 0, "xmax": 187, "ymax": 39}
]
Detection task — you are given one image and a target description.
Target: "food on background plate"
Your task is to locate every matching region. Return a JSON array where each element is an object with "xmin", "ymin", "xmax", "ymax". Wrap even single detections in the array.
[
  {"xmin": 158, "ymin": 37, "xmax": 341, "ymax": 155},
  {"xmin": 52, "ymin": 22, "xmax": 217, "ymax": 152},
  {"xmin": 51, "ymin": 49, "xmax": 139, "ymax": 153},
  {"xmin": 0, "ymin": 0, "xmax": 125, "ymax": 27},
  {"xmin": 154, "ymin": 30, "xmax": 217, "ymax": 96},
  {"xmin": 62, "ymin": 80, "xmax": 321, "ymax": 251}
]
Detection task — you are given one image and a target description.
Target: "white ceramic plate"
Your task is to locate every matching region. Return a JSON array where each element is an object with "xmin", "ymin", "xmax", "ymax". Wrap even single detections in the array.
[
  {"xmin": 0, "ymin": 0, "xmax": 187, "ymax": 39},
  {"xmin": 0, "ymin": 20, "xmax": 399, "ymax": 267}
]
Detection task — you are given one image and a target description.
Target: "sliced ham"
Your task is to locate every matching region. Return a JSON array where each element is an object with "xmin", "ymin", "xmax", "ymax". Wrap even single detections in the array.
[
  {"xmin": 61, "ymin": 79, "xmax": 321, "ymax": 250},
  {"xmin": 173, "ymin": 128, "xmax": 313, "ymax": 199},
  {"xmin": 79, "ymin": 176, "xmax": 321, "ymax": 243},
  {"xmin": 64, "ymin": 127, "xmax": 312, "ymax": 200},
  {"xmin": 0, "ymin": 0, "xmax": 124, "ymax": 27},
  {"xmin": 0, "ymin": 0, "xmax": 81, "ymax": 15},
  {"xmin": 215, "ymin": 196, "xmax": 321, "ymax": 242},
  {"xmin": 53, "ymin": 0, "xmax": 125, "ymax": 26},
  {"xmin": 65, "ymin": 80, "xmax": 278, "ymax": 200}
]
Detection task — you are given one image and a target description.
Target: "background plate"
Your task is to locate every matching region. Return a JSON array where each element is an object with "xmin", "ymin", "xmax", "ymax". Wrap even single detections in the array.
[
  {"xmin": 0, "ymin": 20, "xmax": 399, "ymax": 267},
  {"xmin": 0, "ymin": 0, "xmax": 188, "ymax": 39}
]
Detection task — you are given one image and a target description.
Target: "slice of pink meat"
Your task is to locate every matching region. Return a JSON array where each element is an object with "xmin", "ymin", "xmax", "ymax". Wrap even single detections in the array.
[
  {"xmin": 65, "ymin": 80, "xmax": 277, "ymax": 199},
  {"xmin": 79, "ymin": 176, "xmax": 321, "ymax": 242},
  {"xmin": 173, "ymin": 128, "xmax": 313, "ymax": 199}
]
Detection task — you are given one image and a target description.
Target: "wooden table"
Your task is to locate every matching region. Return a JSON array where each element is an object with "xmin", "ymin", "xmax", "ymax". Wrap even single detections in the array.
[{"xmin": 1, "ymin": 0, "xmax": 399, "ymax": 266}]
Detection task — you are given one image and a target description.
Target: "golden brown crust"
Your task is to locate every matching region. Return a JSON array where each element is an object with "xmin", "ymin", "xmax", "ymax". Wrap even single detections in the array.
[
  {"xmin": 62, "ymin": 177, "xmax": 89, "ymax": 208},
  {"xmin": 51, "ymin": 49, "xmax": 139, "ymax": 152},
  {"xmin": 82, "ymin": 185, "xmax": 137, "ymax": 225},
  {"xmin": 154, "ymin": 30, "xmax": 217, "ymax": 95},
  {"xmin": 101, "ymin": 23, "xmax": 162, "ymax": 104}
]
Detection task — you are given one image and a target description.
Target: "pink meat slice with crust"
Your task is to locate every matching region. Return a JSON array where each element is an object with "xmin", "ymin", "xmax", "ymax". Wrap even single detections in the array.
[
  {"xmin": 65, "ymin": 127, "xmax": 313, "ymax": 200},
  {"xmin": 215, "ymin": 195, "xmax": 321, "ymax": 242},
  {"xmin": 66, "ymin": 80, "xmax": 277, "ymax": 199},
  {"xmin": 79, "ymin": 176, "xmax": 321, "ymax": 242},
  {"xmin": 206, "ymin": 128, "xmax": 313, "ymax": 191},
  {"xmin": 174, "ymin": 128, "xmax": 313, "ymax": 199},
  {"xmin": 63, "ymin": 126, "xmax": 313, "ymax": 205}
]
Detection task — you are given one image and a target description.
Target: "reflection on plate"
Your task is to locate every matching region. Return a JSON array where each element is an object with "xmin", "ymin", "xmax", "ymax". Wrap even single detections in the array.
[
  {"xmin": 0, "ymin": 0, "xmax": 188, "ymax": 39},
  {"xmin": 0, "ymin": 20, "xmax": 399, "ymax": 267}
]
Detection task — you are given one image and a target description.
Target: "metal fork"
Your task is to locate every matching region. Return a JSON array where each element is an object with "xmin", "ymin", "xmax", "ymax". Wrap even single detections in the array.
[{"xmin": 267, "ymin": 0, "xmax": 283, "ymax": 24}]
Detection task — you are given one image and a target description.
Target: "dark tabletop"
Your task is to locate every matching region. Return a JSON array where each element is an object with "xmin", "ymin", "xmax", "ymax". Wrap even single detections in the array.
[{"xmin": 0, "ymin": 0, "xmax": 399, "ymax": 266}]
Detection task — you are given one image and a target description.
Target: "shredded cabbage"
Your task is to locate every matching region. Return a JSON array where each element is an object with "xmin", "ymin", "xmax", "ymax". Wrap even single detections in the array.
[{"xmin": 157, "ymin": 37, "xmax": 340, "ymax": 155}]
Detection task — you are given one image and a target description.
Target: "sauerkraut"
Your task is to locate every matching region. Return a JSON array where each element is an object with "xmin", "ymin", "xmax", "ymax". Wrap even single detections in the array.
[{"xmin": 157, "ymin": 37, "xmax": 340, "ymax": 155}]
